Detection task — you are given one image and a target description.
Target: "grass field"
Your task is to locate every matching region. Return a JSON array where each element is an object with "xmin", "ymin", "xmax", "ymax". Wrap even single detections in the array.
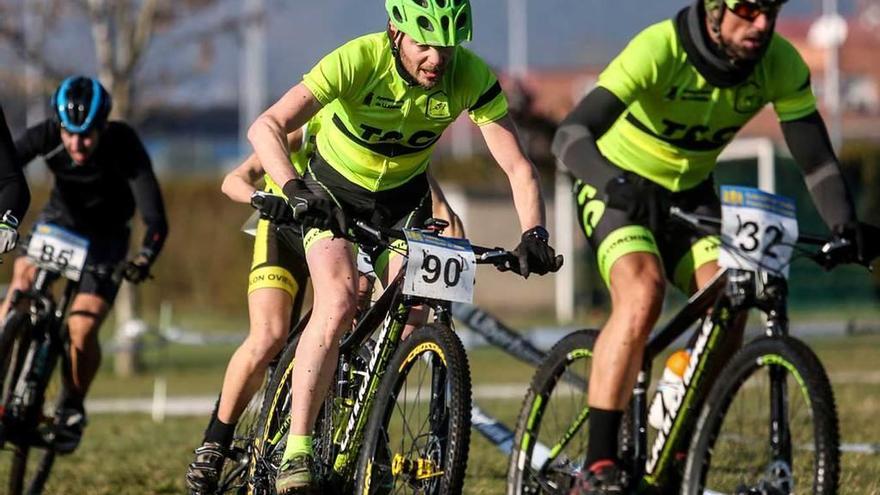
[{"xmin": 1, "ymin": 333, "xmax": 879, "ymax": 494}]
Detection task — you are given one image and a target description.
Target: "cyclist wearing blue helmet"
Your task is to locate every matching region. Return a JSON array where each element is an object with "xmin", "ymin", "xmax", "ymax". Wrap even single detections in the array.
[{"xmin": 0, "ymin": 76, "xmax": 169, "ymax": 453}]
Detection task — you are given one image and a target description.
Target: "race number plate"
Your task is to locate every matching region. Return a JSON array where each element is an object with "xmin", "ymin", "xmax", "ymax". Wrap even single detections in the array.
[
  {"xmin": 26, "ymin": 223, "xmax": 90, "ymax": 281},
  {"xmin": 719, "ymin": 186, "xmax": 798, "ymax": 277},
  {"xmin": 403, "ymin": 230, "xmax": 476, "ymax": 303}
]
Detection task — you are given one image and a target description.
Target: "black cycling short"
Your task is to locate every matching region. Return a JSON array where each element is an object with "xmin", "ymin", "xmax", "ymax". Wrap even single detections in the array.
[
  {"xmin": 28, "ymin": 220, "xmax": 129, "ymax": 303},
  {"xmin": 294, "ymin": 152, "xmax": 432, "ymax": 274},
  {"xmin": 573, "ymin": 158, "xmax": 720, "ymax": 294},
  {"xmin": 249, "ymin": 179, "xmax": 309, "ymax": 318}
]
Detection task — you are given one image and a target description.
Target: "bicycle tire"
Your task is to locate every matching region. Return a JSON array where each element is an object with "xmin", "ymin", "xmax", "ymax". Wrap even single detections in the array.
[
  {"xmin": 248, "ymin": 333, "xmax": 301, "ymax": 494},
  {"xmin": 24, "ymin": 449, "xmax": 54, "ymax": 495},
  {"xmin": 2, "ymin": 310, "xmax": 34, "ymax": 495},
  {"xmin": 507, "ymin": 329, "xmax": 598, "ymax": 495},
  {"xmin": 354, "ymin": 323, "xmax": 472, "ymax": 495},
  {"xmin": 214, "ymin": 385, "xmax": 267, "ymax": 494},
  {"xmin": 683, "ymin": 336, "xmax": 840, "ymax": 495},
  {"xmin": 8, "ymin": 445, "xmax": 28, "ymax": 495},
  {"xmin": 0, "ymin": 310, "xmax": 29, "ymax": 403}
]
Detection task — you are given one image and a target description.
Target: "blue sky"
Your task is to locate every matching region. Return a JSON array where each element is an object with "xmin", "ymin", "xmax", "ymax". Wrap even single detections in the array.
[
  {"xmin": 2, "ymin": 0, "xmax": 855, "ymax": 109},
  {"xmin": 177, "ymin": 0, "xmax": 848, "ymax": 105}
]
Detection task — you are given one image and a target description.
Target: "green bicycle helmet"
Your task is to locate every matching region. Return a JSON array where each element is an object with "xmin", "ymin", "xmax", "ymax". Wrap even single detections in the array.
[{"xmin": 385, "ymin": 0, "xmax": 472, "ymax": 47}]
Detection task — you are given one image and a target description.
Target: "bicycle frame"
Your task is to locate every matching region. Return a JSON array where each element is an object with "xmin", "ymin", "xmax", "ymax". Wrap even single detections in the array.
[
  {"xmin": 531, "ymin": 266, "xmax": 796, "ymax": 491},
  {"xmin": 2, "ymin": 266, "xmax": 78, "ymax": 449},
  {"xmin": 636, "ymin": 267, "xmax": 793, "ymax": 489}
]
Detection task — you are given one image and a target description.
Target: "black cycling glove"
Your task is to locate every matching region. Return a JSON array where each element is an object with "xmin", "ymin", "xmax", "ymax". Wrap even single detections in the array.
[
  {"xmin": 282, "ymin": 179, "xmax": 347, "ymax": 236},
  {"xmin": 833, "ymin": 221, "xmax": 869, "ymax": 266},
  {"xmin": 252, "ymin": 192, "xmax": 293, "ymax": 223},
  {"xmin": 513, "ymin": 226, "xmax": 561, "ymax": 278},
  {"xmin": 0, "ymin": 212, "xmax": 19, "ymax": 254},
  {"xmin": 123, "ymin": 255, "xmax": 152, "ymax": 284}
]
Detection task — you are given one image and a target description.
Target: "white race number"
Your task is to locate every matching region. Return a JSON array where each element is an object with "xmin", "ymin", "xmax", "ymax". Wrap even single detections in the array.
[
  {"xmin": 719, "ymin": 186, "xmax": 798, "ymax": 278},
  {"xmin": 403, "ymin": 230, "xmax": 476, "ymax": 303},
  {"xmin": 26, "ymin": 223, "xmax": 90, "ymax": 281}
]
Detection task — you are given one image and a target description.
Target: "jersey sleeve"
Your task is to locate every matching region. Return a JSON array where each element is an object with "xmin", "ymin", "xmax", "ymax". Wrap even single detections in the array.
[
  {"xmin": 116, "ymin": 123, "xmax": 169, "ymax": 259},
  {"xmin": 597, "ymin": 22, "xmax": 672, "ymax": 105},
  {"xmin": 302, "ymin": 37, "xmax": 374, "ymax": 105},
  {"xmin": 0, "ymin": 106, "xmax": 29, "ymax": 221},
  {"xmin": 456, "ymin": 49, "xmax": 508, "ymax": 126},
  {"xmin": 768, "ymin": 36, "xmax": 817, "ymax": 122},
  {"xmin": 14, "ymin": 119, "xmax": 57, "ymax": 166}
]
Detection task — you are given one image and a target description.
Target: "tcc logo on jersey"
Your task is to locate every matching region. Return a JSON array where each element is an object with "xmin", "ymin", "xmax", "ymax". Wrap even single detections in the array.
[{"xmin": 426, "ymin": 92, "xmax": 451, "ymax": 120}]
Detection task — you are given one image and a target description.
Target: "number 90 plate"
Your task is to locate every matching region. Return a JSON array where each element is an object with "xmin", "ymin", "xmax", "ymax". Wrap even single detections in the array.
[{"xmin": 403, "ymin": 229, "xmax": 476, "ymax": 303}]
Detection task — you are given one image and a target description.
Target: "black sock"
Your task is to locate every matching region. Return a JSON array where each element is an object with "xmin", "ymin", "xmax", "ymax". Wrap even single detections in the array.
[
  {"xmin": 62, "ymin": 392, "xmax": 85, "ymax": 412},
  {"xmin": 586, "ymin": 407, "xmax": 623, "ymax": 467},
  {"xmin": 204, "ymin": 415, "xmax": 236, "ymax": 448}
]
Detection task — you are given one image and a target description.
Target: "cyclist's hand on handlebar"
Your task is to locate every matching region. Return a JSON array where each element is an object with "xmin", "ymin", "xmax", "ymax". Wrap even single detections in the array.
[
  {"xmin": 282, "ymin": 179, "xmax": 347, "ymax": 237},
  {"xmin": 252, "ymin": 191, "xmax": 294, "ymax": 223},
  {"xmin": 123, "ymin": 254, "xmax": 152, "ymax": 284},
  {"xmin": 512, "ymin": 226, "xmax": 563, "ymax": 278},
  {"xmin": 0, "ymin": 222, "xmax": 18, "ymax": 255},
  {"xmin": 833, "ymin": 221, "xmax": 870, "ymax": 266}
]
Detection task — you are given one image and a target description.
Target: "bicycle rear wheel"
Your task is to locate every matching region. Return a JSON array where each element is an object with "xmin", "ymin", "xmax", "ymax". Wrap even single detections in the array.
[
  {"xmin": 214, "ymin": 384, "xmax": 267, "ymax": 494},
  {"xmin": 506, "ymin": 329, "xmax": 595, "ymax": 495},
  {"xmin": 249, "ymin": 331, "xmax": 345, "ymax": 493},
  {"xmin": 355, "ymin": 323, "xmax": 471, "ymax": 495},
  {"xmin": 683, "ymin": 336, "xmax": 840, "ymax": 495}
]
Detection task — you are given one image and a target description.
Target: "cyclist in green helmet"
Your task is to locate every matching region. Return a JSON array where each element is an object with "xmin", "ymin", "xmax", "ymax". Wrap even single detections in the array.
[
  {"xmin": 184, "ymin": 113, "xmax": 466, "ymax": 494},
  {"xmin": 552, "ymin": 1, "xmax": 864, "ymax": 493},
  {"xmin": 218, "ymin": 0, "xmax": 559, "ymax": 493}
]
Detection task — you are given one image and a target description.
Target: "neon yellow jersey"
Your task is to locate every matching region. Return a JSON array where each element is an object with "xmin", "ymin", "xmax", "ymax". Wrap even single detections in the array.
[
  {"xmin": 264, "ymin": 114, "xmax": 322, "ymax": 197},
  {"xmin": 302, "ymin": 32, "xmax": 508, "ymax": 192},
  {"xmin": 597, "ymin": 20, "xmax": 817, "ymax": 191}
]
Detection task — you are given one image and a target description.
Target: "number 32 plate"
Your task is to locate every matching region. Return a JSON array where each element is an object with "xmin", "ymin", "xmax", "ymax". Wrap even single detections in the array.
[
  {"xmin": 403, "ymin": 230, "xmax": 476, "ymax": 303},
  {"xmin": 719, "ymin": 186, "xmax": 798, "ymax": 278}
]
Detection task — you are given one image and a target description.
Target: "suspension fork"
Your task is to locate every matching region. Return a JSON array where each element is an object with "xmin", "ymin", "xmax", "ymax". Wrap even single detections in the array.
[
  {"xmin": 428, "ymin": 301, "xmax": 453, "ymax": 443},
  {"xmin": 759, "ymin": 274, "xmax": 793, "ymax": 468}
]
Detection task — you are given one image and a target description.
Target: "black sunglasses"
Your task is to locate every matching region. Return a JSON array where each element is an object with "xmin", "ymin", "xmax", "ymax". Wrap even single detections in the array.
[{"xmin": 725, "ymin": 0, "xmax": 780, "ymax": 21}]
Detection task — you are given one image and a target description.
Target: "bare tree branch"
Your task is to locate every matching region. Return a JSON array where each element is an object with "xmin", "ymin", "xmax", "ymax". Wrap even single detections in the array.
[
  {"xmin": 128, "ymin": 0, "xmax": 164, "ymax": 74},
  {"xmin": 86, "ymin": 0, "xmax": 115, "ymax": 85}
]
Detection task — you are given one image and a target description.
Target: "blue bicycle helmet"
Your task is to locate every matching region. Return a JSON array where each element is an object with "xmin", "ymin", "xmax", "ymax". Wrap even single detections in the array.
[{"xmin": 52, "ymin": 76, "xmax": 112, "ymax": 134}]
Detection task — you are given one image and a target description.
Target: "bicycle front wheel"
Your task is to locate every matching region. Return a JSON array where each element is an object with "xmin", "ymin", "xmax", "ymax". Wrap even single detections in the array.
[
  {"xmin": 506, "ymin": 329, "xmax": 595, "ymax": 495},
  {"xmin": 683, "ymin": 336, "xmax": 840, "ymax": 495},
  {"xmin": 355, "ymin": 323, "xmax": 471, "ymax": 495}
]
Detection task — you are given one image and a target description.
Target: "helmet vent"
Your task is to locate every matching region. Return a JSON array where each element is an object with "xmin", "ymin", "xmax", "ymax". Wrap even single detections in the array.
[
  {"xmin": 440, "ymin": 15, "xmax": 450, "ymax": 31},
  {"xmin": 455, "ymin": 13, "xmax": 468, "ymax": 30},
  {"xmin": 436, "ymin": 0, "xmax": 447, "ymax": 7},
  {"xmin": 392, "ymin": 6, "xmax": 403, "ymax": 22},
  {"xmin": 417, "ymin": 16, "xmax": 434, "ymax": 32},
  {"xmin": 412, "ymin": 0, "xmax": 428, "ymax": 7}
]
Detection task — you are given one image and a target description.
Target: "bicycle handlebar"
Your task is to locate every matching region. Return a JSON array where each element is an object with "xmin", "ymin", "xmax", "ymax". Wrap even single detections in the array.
[
  {"xmin": 669, "ymin": 207, "xmax": 880, "ymax": 271},
  {"xmin": 250, "ymin": 192, "xmax": 532, "ymax": 273}
]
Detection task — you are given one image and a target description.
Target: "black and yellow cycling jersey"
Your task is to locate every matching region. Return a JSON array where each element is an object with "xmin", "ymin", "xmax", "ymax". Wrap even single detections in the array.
[
  {"xmin": 596, "ymin": 18, "xmax": 815, "ymax": 192},
  {"xmin": 302, "ymin": 31, "xmax": 508, "ymax": 192},
  {"xmin": 559, "ymin": 5, "xmax": 822, "ymax": 291}
]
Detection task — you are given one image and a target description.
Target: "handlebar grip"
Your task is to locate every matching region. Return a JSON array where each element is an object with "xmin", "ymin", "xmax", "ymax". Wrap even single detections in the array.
[{"xmin": 250, "ymin": 192, "xmax": 266, "ymax": 210}]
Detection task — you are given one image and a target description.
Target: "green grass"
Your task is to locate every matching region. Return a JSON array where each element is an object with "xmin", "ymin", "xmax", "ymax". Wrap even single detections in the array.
[{"xmin": 1, "ymin": 335, "xmax": 879, "ymax": 494}]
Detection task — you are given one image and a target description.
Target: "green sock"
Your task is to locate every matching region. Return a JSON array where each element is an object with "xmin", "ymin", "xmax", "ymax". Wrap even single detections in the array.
[{"xmin": 282, "ymin": 434, "xmax": 313, "ymax": 464}]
